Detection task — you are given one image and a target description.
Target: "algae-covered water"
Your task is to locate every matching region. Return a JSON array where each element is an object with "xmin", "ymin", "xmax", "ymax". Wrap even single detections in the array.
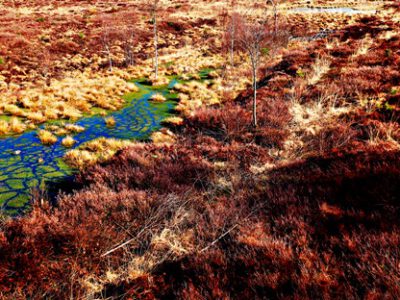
[{"xmin": 0, "ymin": 79, "xmax": 179, "ymax": 214}]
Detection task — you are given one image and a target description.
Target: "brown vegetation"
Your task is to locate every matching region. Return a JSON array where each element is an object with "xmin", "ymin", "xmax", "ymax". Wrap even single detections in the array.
[{"xmin": 0, "ymin": 0, "xmax": 400, "ymax": 299}]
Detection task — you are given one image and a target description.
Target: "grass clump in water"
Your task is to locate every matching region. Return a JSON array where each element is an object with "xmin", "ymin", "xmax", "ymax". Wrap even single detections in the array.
[
  {"xmin": 37, "ymin": 130, "xmax": 58, "ymax": 145},
  {"xmin": 150, "ymin": 93, "xmax": 167, "ymax": 102},
  {"xmin": 61, "ymin": 136, "xmax": 76, "ymax": 148},
  {"xmin": 105, "ymin": 116, "xmax": 116, "ymax": 127}
]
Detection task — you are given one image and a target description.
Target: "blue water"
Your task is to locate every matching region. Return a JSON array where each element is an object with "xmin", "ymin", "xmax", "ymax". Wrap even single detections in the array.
[{"xmin": 0, "ymin": 79, "xmax": 178, "ymax": 213}]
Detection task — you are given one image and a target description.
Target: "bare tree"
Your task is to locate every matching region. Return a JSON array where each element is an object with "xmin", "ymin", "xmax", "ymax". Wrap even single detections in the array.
[
  {"xmin": 148, "ymin": 0, "xmax": 160, "ymax": 79},
  {"xmin": 237, "ymin": 15, "xmax": 271, "ymax": 127},
  {"xmin": 100, "ymin": 16, "xmax": 114, "ymax": 71},
  {"xmin": 267, "ymin": 0, "xmax": 279, "ymax": 36},
  {"xmin": 39, "ymin": 49, "xmax": 51, "ymax": 87},
  {"xmin": 236, "ymin": 6, "xmax": 287, "ymax": 127},
  {"xmin": 122, "ymin": 25, "xmax": 135, "ymax": 67},
  {"xmin": 227, "ymin": 0, "xmax": 238, "ymax": 67}
]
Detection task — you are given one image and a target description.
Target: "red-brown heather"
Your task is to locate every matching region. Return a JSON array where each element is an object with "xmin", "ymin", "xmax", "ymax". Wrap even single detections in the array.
[{"xmin": 1, "ymin": 0, "xmax": 400, "ymax": 299}]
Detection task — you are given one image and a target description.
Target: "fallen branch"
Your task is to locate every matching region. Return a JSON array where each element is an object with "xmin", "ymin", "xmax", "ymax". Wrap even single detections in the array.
[{"xmin": 199, "ymin": 223, "xmax": 240, "ymax": 253}]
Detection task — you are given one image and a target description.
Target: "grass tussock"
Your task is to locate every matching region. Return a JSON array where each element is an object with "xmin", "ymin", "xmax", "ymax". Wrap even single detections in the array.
[
  {"xmin": 105, "ymin": 116, "xmax": 116, "ymax": 127},
  {"xmin": 174, "ymin": 81, "xmax": 221, "ymax": 116},
  {"xmin": 64, "ymin": 137, "xmax": 137, "ymax": 169},
  {"xmin": 9, "ymin": 118, "xmax": 26, "ymax": 134},
  {"xmin": 37, "ymin": 130, "xmax": 57, "ymax": 145},
  {"xmin": 61, "ymin": 136, "xmax": 76, "ymax": 148},
  {"xmin": 0, "ymin": 69, "xmax": 139, "ymax": 136},
  {"xmin": 150, "ymin": 129, "xmax": 176, "ymax": 145},
  {"xmin": 150, "ymin": 93, "xmax": 167, "ymax": 102},
  {"xmin": 0, "ymin": 120, "xmax": 9, "ymax": 135},
  {"xmin": 163, "ymin": 116, "xmax": 184, "ymax": 126},
  {"xmin": 307, "ymin": 56, "xmax": 331, "ymax": 85}
]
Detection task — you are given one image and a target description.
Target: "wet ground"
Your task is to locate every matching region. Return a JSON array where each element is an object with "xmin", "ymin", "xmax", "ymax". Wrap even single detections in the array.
[{"xmin": 0, "ymin": 79, "xmax": 179, "ymax": 214}]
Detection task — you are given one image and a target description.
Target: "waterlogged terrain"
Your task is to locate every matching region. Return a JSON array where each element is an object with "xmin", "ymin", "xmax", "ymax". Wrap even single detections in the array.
[
  {"xmin": 288, "ymin": 7, "xmax": 377, "ymax": 14},
  {"xmin": 0, "ymin": 79, "xmax": 179, "ymax": 214}
]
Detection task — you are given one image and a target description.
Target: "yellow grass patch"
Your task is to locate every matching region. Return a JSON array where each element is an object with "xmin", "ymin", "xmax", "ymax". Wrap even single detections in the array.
[
  {"xmin": 65, "ymin": 124, "xmax": 85, "ymax": 133},
  {"xmin": 9, "ymin": 117, "xmax": 26, "ymax": 134},
  {"xmin": 37, "ymin": 130, "xmax": 58, "ymax": 145},
  {"xmin": 150, "ymin": 93, "xmax": 167, "ymax": 102},
  {"xmin": 61, "ymin": 136, "xmax": 76, "ymax": 148},
  {"xmin": 0, "ymin": 120, "xmax": 9, "ymax": 135},
  {"xmin": 163, "ymin": 116, "xmax": 184, "ymax": 126},
  {"xmin": 105, "ymin": 116, "xmax": 116, "ymax": 127},
  {"xmin": 151, "ymin": 129, "xmax": 176, "ymax": 145},
  {"xmin": 64, "ymin": 137, "xmax": 137, "ymax": 169}
]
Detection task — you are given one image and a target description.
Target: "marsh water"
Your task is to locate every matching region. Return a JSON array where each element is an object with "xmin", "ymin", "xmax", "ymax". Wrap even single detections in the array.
[
  {"xmin": 0, "ymin": 79, "xmax": 179, "ymax": 214},
  {"xmin": 288, "ymin": 7, "xmax": 376, "ymax": 14}
]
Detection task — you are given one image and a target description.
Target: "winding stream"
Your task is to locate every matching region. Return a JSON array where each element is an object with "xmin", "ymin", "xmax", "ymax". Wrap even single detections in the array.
[{"xmin": 0, "ymin": 79, "xmax": 179, "ymax": 214}]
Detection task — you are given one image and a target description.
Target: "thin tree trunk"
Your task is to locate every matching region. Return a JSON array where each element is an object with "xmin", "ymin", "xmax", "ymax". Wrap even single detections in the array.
[
  {"xmin": 105, "ymin": 44, "xmax": 112, "ymax": 71},
  {"xmin": 230, "ymin": 19, "xmax": 235, "ymax": 66},
  {"xmin": 273, "ymin": 4, "xmax": 278, "ymax": 37},
  {"xmin": 252, "ymin": 64, "xmax": 257, "ymax": 127},
  {"xmin": 153, "ymin": 12, "xmax": 158, "ymax": 80},
  {"xmin": 269, "ymin": 0, "xmax": 278, "ymax": 37}
]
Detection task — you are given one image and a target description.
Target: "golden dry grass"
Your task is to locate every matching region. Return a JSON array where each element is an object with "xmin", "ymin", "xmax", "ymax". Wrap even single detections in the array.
[
  {"xmin": 0, "ymin": 120, "xmax": 9, "ymax": 135},
  {"xmin": 150, "ymin": 93, "xmax": 167, "ymax": 102},
  {"xmin": 9, "ymin": 118, "xmax": 26, "ymax": 134},
  {"xmin": 0, "ymin": 68, "xmax": 140, "ymax": 136},
  {"xmin": 64, "ymin": 137, "xmax": 138, "ymax": 169},
  {"xmin": 105, "ymin": 116, "xmax": 116, "ymax": 127},
  {"xmin": 37, "ymin": 130, "xmax": 58, "ymax": 145},
  {"xmin": 150, "ymin": 128, "xmax": 176, "ymax": 145},
  {"xmin": 61, "ymin": 136, "xmax": 76, "ymax": 148},
  {"xmin": 163, "ymin": 116, "xmax": 184, "ymax": 126}
]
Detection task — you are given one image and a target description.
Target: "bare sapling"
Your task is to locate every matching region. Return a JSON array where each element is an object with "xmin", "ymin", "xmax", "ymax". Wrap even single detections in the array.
[
  {"xmin": 122, "ymin": 25, "xmax": 135, "ymax": 67},
  {"xmin": 268, "ymin": 0, "xmax": 279, "ymax": 37},
  {"xmin": 100, "ymin": 15, "xmax": 114, "ymax": 71},
  {"xmin": 236, "ymin": 4, "xmax": 287, "ymax": 127},
  {"xmin": 228, "ymin": 0, "xmax": 238, "ymax": 67},
  {"xmin": 148, "ymin": 0, "xmax": 160, "ymax": 79},
  {"xmin": 40, "ymin": 49, "xmax": 51, "ymax": 87},
  {"xmin": 236, "ymin": 12, "xmax": 272, "ymax": 127}
]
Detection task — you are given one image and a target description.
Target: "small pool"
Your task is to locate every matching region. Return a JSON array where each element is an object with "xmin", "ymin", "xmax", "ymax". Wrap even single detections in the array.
[{"xmin": 288, "ymin": 7, "xmax": 376, "ymax": 15}]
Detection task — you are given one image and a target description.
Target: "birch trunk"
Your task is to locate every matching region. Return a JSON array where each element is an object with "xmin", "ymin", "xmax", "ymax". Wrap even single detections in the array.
[
  {"xmin": 153, "ymin": 12, "xmax": 159, "ymax": 80},
  {"xmin": 252, "ymin": 60, "xmax": 257, "ymax": 127}
]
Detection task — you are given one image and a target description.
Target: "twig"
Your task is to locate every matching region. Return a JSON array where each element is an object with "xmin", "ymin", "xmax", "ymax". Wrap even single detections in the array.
[
  {"xmin": 199, "ymin": 223, "xmax": 240, "ymax": 253},
  {"xmin": 199, "ymin": 204, "xmax": 263, "ymax": 253},
  {"xmin": 101, "ymin": 195, "xmax": 192, "ymax": 257}
]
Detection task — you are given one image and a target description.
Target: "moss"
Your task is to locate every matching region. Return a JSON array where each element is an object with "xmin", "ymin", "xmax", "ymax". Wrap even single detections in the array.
[
  {"xmin": 14, "ymin": 171, "xmax": 35, "ymax": 179},
  {"xmin": 7, "ymin": 195, "xmax": 27, "ymax": 208},
  {"xmin": 0, "ymin": 192, "xmax": 17, "ymax": 205},
  {"xmin": 27, "ymin": 179, "xmax": 39, "ymax": 188},
  {"xmin": 44, "ymin": 171, "xmax": 65, "ymax": 178},
  {"xmin": 37, "ymin": 166, "xmax": 57, "ymax": 173},
  {"xmin": 6, "ymin": 179, "xmax": 24, "ymax": 190}
]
